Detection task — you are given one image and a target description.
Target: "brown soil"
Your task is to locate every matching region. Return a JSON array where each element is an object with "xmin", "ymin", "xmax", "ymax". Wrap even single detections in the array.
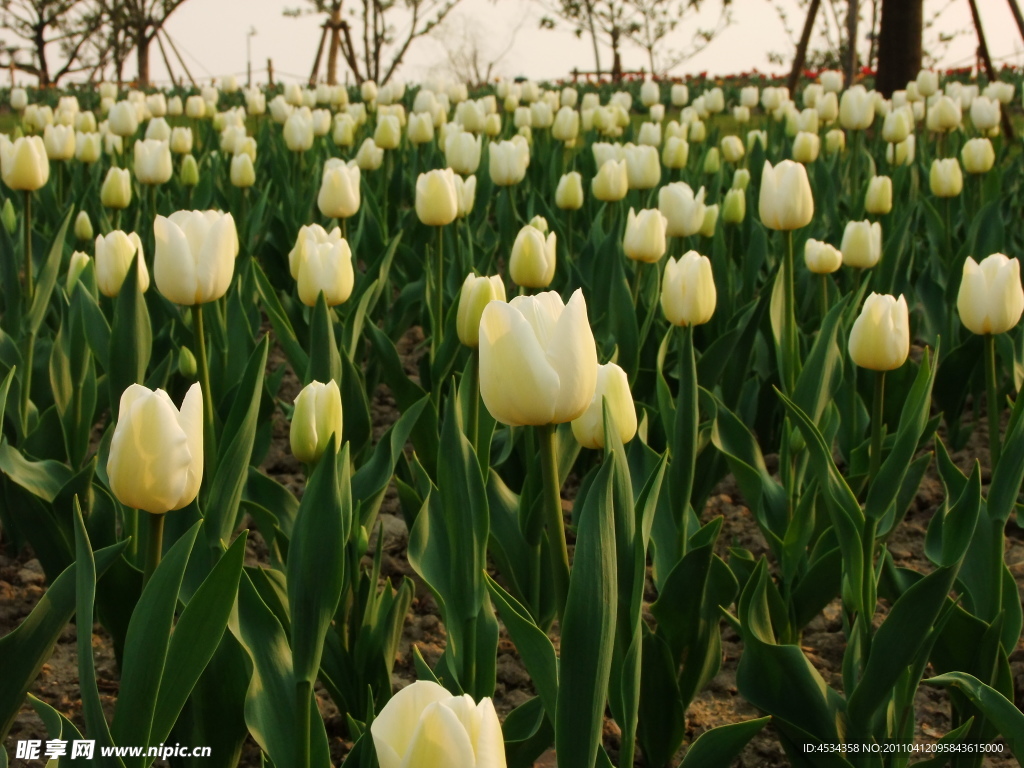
[{"xmin": 3, "ymin": 331, "xmax": 1024, "ymax": 767}]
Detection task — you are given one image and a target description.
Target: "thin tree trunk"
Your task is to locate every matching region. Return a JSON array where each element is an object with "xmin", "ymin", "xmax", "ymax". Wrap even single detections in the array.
[
  {"xmin": 326, "ymin": 4, "xmax": 342, "ymax": 85},
  {"xmin": 309, "ymin": 22, "xmax": 328, "ymax": 85},
  {"xmin": 968, "ymin": 0, "xmax": 1015, "ymax": 139},
  {"xmin": 875, "ymin": 0, "xmax": 922, "ymax": 96},
  {"xmin": 788, "ymin": 0, "xmax": 822, "ymax": 94},
  {"xmin": 845, "ymin": 0, "xmax": 859, "ymax": 84},
  {"xmin": 868, "ymin": 0, "xmax": 879, "ymax": 71},
  {"xmin": 34, "ymin": 29, "xmax": 51, "ymax": 86},
  {"xmin": 583, "ymin": 0, "xmax": 602, "ymax": 77},
  {"xmin": 136, "ymin": 31, "xmax": 151, "ymax": 87},
  {"xmin": 1006, "ymin": 0, "xmax": 1024, "ymax": 43}
]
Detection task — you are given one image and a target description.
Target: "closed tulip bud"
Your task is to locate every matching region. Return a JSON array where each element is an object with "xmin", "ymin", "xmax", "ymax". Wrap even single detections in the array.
[
  {"xmin": 74, "ymin": 210, "xmax": 93, "ymax": 241},
  {"xmin": 671, "ymin": 83, "xmax": 689, "ymax": 106},
  {"xmin": 245, "ymin": 89, "xmax": 266, "ymax": 115},
  {"xmin": 926, "ymin": 96, "xmax": 961, "ymax": 133},
  {"xmin": 882, "ymin": 107, "xmax": 913, "ymax": 143},
  {"xmin": 134, "ymin": 139, "xmax": 172, "ymax": 185},
  {"xmin": 592, "ymin": 158, "xmax": 628, "ymax": 201},
  {"xmin": 792, "ymin": 131, "xmax": 820, "ymax": 163},
  {"xmin": 75, "ymin": 131, "xmax": 101, "ymax": 163},
  {"xmin": 820, "ymin": 70, "xmax": 843, "ymax": 93},
  {"xmin": 740, "ymin": 85, "xmax": 759, "ymax": 108},
  {"xmin": 230, "ymin": 152, "xmax": 256, "ymax": 188},
  {"xmin": 1, "ymin": 198, "xmax": 14, "ymax": 233},
  {"xmin": 865, "ymin": 175, "xmax": 893, "ymax": 214},
  {"xmin": 154, "ymin": 210, "xmax": 238, "ymax": 305},
  {"xmin": 746, "ymin": 130, "xmax": 767, "ymax": 153},
  {"xmin": 887, "ymin": 134, "xmax": 915, "ymax": 166},
  {"xmin": 571, "ymin": 362, "xmax": 637, "ymax": 449},
  {"xmin": 373, "ymin": 114, "xmax": 401, "ymax": 149},
  {"xmin": 479, "ymin": 289, "xmax": 596, "ymax": 425},
  {"xmin": 488, "ymin": 139, "xmax": 529, "ymax": 186},
  {"xmin": 95, "ymin": 230, "xmax": 149, "ymax": 297},
  {"xmin": 916, "ymin": 69, "xmax": 939, "ymax": 97},
  {"xmin": 804, "ymin": 239, "xmax": 843, "ymax": 274},
  {"xmin": 722, "ymin": 188, "xmax": 746, "ymax": 224},
  {"xmin": 639, "ymin": 79, "xmax": 659, "ymax": 108},
  {"xmin": 817, "ymin": 92, "xmax": 838, "ymax": 123},
  {"xmin": 839, "ymin": 85, "xmax": 874, "ymax": 130},
  {"xmin": 332, "ymin": 113, "xmax": 356, "ymax": 147},
  {"xmin": 510, "ymin": 223, "xmax": 557, "ymax": 288},
  {"xmin": 732, "ymin": 167, "xmax": 751, "ymax": 190},
  {"xmin": 66, "ymin": 250, "xmax": 90, "ymax": 293},
  {"xmin": 43, "ymin": 124, "xmax": 75, "ymax": 160},
  {"xmin": 10, "ymin": 87, "xmax": 27, "ymax": 111},
  {"xmin": 704, "ymin": 87, "xmax": 725, "ymax": 113},
  {"xmin": 661, "ymin": 136, "xmax": 688, "ymax": 169},
  {"xmin": 561, "ymin": 87, "xmax": 578, "ymax": 108},
  {"xmin": 659, "ymin": 182, "xmax": 705, "ymax": 237},
  {"xmin": 313, "ymin": 158, "xmax": 358, "ymax": 216},
  {"xmin": 167, "ymin": 126, "xmax": 191, "ymax": 155},
  {"xmin": 530, "ymin": 101, "xmax": 553, "ymax": 129},
  {"xmin": 415, "ymin": 168, "xmax": 459, "ymax": 226},
  {"xmin": 311, "ymin": 108, "xmax": 332, "ymax": 137},
  {"xmin": 547, "ymin": 106, "xmax": 578, "ymax": 143},
  {"xmin": 454, "ymin": 174, "xmax": 476, "ymax": 218},
  {"xmin": 759, "ymin": 160, "xmax": 813, "ymax": 230},
  {"xmin": 961, "ymin": 137, "xmax": 995, "ymax": 174},
  {"xmin": 761, "ymin": 86, "xmax": 783, "ymax": 111},
  {"xmin": 179, "ymin": 154, "xmax": 200, "ymax": 187},
  {"xmin": 347, "ymin": 102, "xmax": 368, "ymax": 126},
  {"xmin": 293, "ymin": 231, "xmax": 354, "ymax": 308},
  {"xmin": 958, "ymin": 254, "xmax": 1024, "ymax": 335},
  {"xmin": 445, "ymin": 130, "xmax": 482, "ymax": 175},
  {"xmin": 107, "ymin": 101, "xmax": 138, "ymax": 136},
  {"xmin": 593, "ymin": 142, "xmax": 623, "ymax": 168},
  {"xmin": 797, "ymin": 107, "xmax": 819, "ymax": 133},
  {"xmin": 108, "ymin": 383, "xmax": 203, "ymax": 514},
  {"xmin": 75, "ymin": 111, "xmax": 97, "ymax": 133},
  {"xmin": 969, "ymin": 96, "xmax": 1000, "ymax": 134},
  {"xmin": 284, "ymin": 111, "xmax": 314, "ymax": 152},
  {"xmin": 484, "ymin": 112, "xmax": 502, "ymax": 136},
  {"xmin": 100, "ymin": 167, "xmax": 132, "ymax": 208},
  {"xmin": 290, "ymin": 380, "xmax": 343, "ymax": 464},
  {"xmin": 356, "ymin": 138, "xmax": 385, "ymax": 170},
  {"xmin": 624, "ymin": 144, "xmax": 660, "ymax": 189},
  {"xmin": 720, "ymin": 135, "xmax": 744, "ymax": 164},
  {"xmin": 162, "ymin": 95, "xmax": 181, "ymax": 116},
  {"xmin": 662, "ymin": 250, "xmax": 716, "ymax": 326},
  {"xmin": 650, "ymin": 104, "xmax": 665, "ymax": 122},
  {"xmin": 0, "ymin": 135, "xmax": 49, "ymax": 191},
  {"xmin": 145, "ymin": 117, "xmax": 171, "ymax": 143},
  {"xmin": 623, "ymin": 207, "xmax": 667, "ymax": 263},
  {"xmin": 703, "ymin": 146, "xmax": 721, "ymax": 174},
  {"xmin": 407, "ymin": 112, "xmax": 434, "ymax": 145},
  {"xmin": 360, "ymin": 80, "xmax": 378, "ymax": 104},
  {"xmin": 929, "ymin": 158, "xmax": 963, "ymax": 197},
  {"xmin": 732, "ymin": 106, "xmax": 750, "ymax": 124},
  {"xmin": 699, "ymin": 204, "xmax": 719, "ymax": 237},
  {"xmin": 185, "ymin": 95, "xmax": 206, "ymax": 119},
  {"xmin": 457, "ymin": 273, "xmax": 506, "ymax": 347},
  {"xmin": 849, "ymin": 293, "xmax": 909, "ymax": 371},
  {"xmin": 688, "ymin": 119, "xmax": 706, "ymax": 142},
  {"xmin": 554, "ymin": 171, "xmax": 584, "ymax": 211},
  {"xmin": 841, "ymin": 220, "xmax": 882, "ymax": 268}
]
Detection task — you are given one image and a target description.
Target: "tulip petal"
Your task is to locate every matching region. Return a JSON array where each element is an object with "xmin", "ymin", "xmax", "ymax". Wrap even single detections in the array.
[
  {"xmin": 371, "ymin": 681, "xmax": 452, "ymax": 768},
  {"xmin": 174, "ymin": 382, "xmax": 204, "ymax": 509},
  {"xmin": 546, "ymin": 289, "xmax": 598, "ymax": 422},
  {"xmin": 399, "ymin": 701, "xmax": 477, "ymax": 768},
  {"xmin": 154, "ymin": 216, "xmax": 198, "ymax": 305}
]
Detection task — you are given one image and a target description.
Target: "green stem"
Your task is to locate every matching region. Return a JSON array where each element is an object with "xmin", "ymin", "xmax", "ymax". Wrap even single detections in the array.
[
  {"xmin": 462, "ymin": 615, "xmax": 478, "ymax": 699},
  {"xmin": 985, "ymin": 334, "xmax": 1001, "ymax": 472},
  {"xmin": 296, "ymin": 680, "xmax": 311, "ymax": 768},
  {"xmin": 143, "ymin": 512, "xmax": 165, "ymax": 587},
  {"xmin": 819, "ymin": 273, "xmax": 830, "ymax": 321},
  {"xmin": 432, "ymin": 225, "xmax": 445, "ymax": 361},
  {"xmin": 20, "ymin": 329, "xmax": 35, "ymax": 435},
  {"xmin": 538, "ymin": 423, "xmax": 570, "ymax": 622},
  {"xmin": 869, "ymin": 371, "xmax": 885, "ymax": 485},
  {"xmin": 23, "ymin": 190, "xmax": 33, "ymax": 303},
  {"xmin": 672, "ymin": 325, "xmax": 699, "ymax": 551},
  {"xmin": 468, "ymin": 350, "xmax": 480, "ymax": 464},
  {"xmin": 191, "ymin": 304, "xmax": 216, "ymax": 482},
  {"xmin": 783, "ymin": 229, "xmax": 798, "ymax": 393}
]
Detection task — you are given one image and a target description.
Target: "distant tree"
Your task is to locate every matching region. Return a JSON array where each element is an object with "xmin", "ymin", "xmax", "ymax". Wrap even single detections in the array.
[
  {"xmin": 0, "ymin": 0, "xmax": 105, "ymax": 85},
  {"xmin": 431, "ymin": 11, "xmax": 526, "ymax": 87},
  {"xmin": 875, "ymin": 0, "xmax": 921, "ymax": 95},
  {"xmin": 284, "ymin": 0, "xmax": 467, "ymax": 86},
  {"xmin": 94, "ymin": 0, "xmax": 191, "ymax": 87}
]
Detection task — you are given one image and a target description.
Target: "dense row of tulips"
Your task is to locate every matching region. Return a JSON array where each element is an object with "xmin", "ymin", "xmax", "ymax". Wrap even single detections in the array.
[{"xmin": 1, "ymin": 62, "xmax": 1023, "ymax": 768}]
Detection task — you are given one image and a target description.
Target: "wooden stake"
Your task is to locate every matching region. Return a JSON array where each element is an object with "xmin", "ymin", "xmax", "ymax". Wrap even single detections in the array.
[
  {"xmin": 789, "ymin": 0, "xmax": 822, "ymax": 94},
  {"xmin": 967, "ymin": 0, "xmax": 1015, "ymax": 140},
  {"xmin": 162, "ymin": 30, "xmax": 197, "ymax": 89}
]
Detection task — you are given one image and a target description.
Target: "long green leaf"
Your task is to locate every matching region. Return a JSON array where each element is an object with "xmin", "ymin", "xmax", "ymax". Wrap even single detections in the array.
[
  {"xmin": 679, "ymin": 717, "xmax": 771, "ymax": 768},
  {"xmin": 925, "ymin": 672, "xmax": 1024, "ymax": 762}
]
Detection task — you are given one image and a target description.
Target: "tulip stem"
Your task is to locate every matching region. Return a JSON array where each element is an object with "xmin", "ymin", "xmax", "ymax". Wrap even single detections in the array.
[
  {"xmin": 783, "ymin": 229, "xmax": 799, "ymax": 393},
  {"xmin": 869, "ymin": 371, "xmax": 885, "ymax": 486},
  {"xmin": 819, "ymin": 274, "xmax": 830, "ymax": 320},
  {"xmin": 431, "ymin": 225, "xmax": 444, "ymax": 361},
  {"xmin": 985, "ymin": 334, "xmax": 1001, "ymax": 472},
  {"xmin": 296, "ymin": 680, "xmax": 311, "ymax": 768},
  {"xmin": 143, "ymin": 512, "xmax": 165, "ymax": 587},
  {"xmin": 191, "ymin": 304, "xmax": 216, "ymax": 481},
  {"xmin": 20, "ymin": 330, "xmax": 35, "ymax": 435},
  {"xmin": 538, "ymin": 423, "xmax": 569, "ymax": 622},
  {"xmin": 467, "ymin": 350, "xmax": 481, "ymax": 467},
  {"xmin": 23, "ymin": 190, "xmax": 33, "ymax": 303}
]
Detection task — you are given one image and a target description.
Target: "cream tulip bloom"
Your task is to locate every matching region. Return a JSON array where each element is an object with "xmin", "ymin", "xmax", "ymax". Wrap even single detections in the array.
[
  {"xmin": 134, "ymin": 139, "xmax": 172, "ymax": 185},
  {"xmin": 592, "ymin": 159, "xmax": 628, "ymax": 202},
  {"xmin": 961, "ymin": 138, "xmax": 995, "ymax": 175},
  {"xmin": 455, "ymin": 174, "xmax": 477, "ymax": 218},
  {"xmin": 759, "ymin": 160, "xmax": 813, "ymax": 230},
  {"xmin": 479, "ymin": 289, "xmax": 597, "ymax": 426},
  {"xmin": 957, "ymin": 254, "xmax": 1024, "ymax": 335},
  {"xmin": 555, "ymin": 171, "xmax": 584, "ymax": 210},
  {"xmin": 792, "ymin": 131, "xmax": 820, "ymax": 164},
  {"xmin": 839, "ymin": 85, "xmax": 875, "ymax": 130},
  {"xmin": 510, "ymin": 224, "xmax": 557, "ymax": 288},
  {"xmin": 416, "ymin": 168, "xmax": 459, "ymax": 226},
  {"xmin": 318, "ymin": 160, "xmax": 361, "ymax": 219},
  {"xmin": 445, "ymin": 130, "xmax": 483, "ymax": 175},
  {"xmin": 371, "ymin": 681, "xmax": 506, "ymax": 768},
  {"xmin": 804, "ymin": 239, "xmax": 843, "ymax": 274},
  {"xmin": 107, "ymin": 383, "xmax": 203, "ymax": 515},
  {"xmin": 154, "ymin": 210, "xmax": 239, "ymax": 305},
  {"xmin": 864, "ymin": 176, "xmax": 893, "ymax": 215},
  {"xmin": 882, "ymin": 107, "xmax": 913, "ymax": 144},
  {"xmin": 75, "ymin": 131, "xmax": 101, "ymax": 163},
  {"xmin": 488, "ymin": 139, "xmax": 529, "ymax": 186},
  {"xmin": 290, "ymin": 380, "xmax": 343, "ymax": 463},
  {"xmin": 0, "ymin": 135, "xmax": 49, "ymax": 190},
  {"xmin": 355, "ymin": 138, "xmax": 385, "ymax": 170},
  {"xmin": 107, "ymin": 100, "xmax": 139, "ymax": 136},
  {"xmin": 43, "ymin": 124, "xmax": 75, "ymax": 160},
  {"xmin": 571, "ymin": 362, "xmax": 637, "ymax": 449},
  {"xmin": 970, "ymin": 96, "xmax": 1000, "ymax": 134},
  {"xmin": 284, "ymin": 110, "xmax": 314, "ymax": 151},
  {"xmin": 658, "ymin": 182, "xmax": 705, "ymax": 238},
  {"xmin": 848, "ymin": 293, "xmax": 910, "ymax": 371},
  {"xmin": 457, "ymin": 273, "xmax": 506, "ymax": 347},
  {"xmin": 720, "ymin": 135, "xmax": 744, "ymax": 164},
  {"xmin": 95, "ymin": 230, "xmax": 149, "ymax": 297},
  {"xmin": 929, "ymin": 158, "xmax": 963, "ymax": 197},
  {"xmin": 623, "ymin": 207, "xmax": 668, "ymax": 263},
  {"xmin": 100, "ymin": 167, "xmax": 132, "ymax": 208},
  {"xmin": 230, "ymin": 153, "xmax": 256, "ymax": 188},
  {"xmin": 887, "ymin": 135, "xmax": 915, "ymax": 166},
  {"xmin": 661, "ymin": 251, "xmax": 716, "ymax": 326},
  {"xmin": 623, "ymin": 143, "xmax": 660, "ymax": 189},
  {"xmin": 841, "ymin": 220, "xmax": 882, "ymax": 269},
  {"xmin": 294, "ymin": 234, "xmax": 354, "ymax": 308}
]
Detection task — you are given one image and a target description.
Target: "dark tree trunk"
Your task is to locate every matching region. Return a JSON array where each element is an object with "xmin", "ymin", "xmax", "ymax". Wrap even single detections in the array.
[
  {"xmin": 875, "ymin": 0, "xmax": 922, "ymax": 96},
  {"xmin": 845, "ymin": 0, "xmax": 859, "ymax": 84},
  {"xmin": 34, "ymin": 29, "xmax": 51, "ymax": 86},
  {"xmin": 788, "ymin": 0, "xmax": 821, "ymax": 94},
  {"xmin": 136, "ymin": 32, "xmax": 151, "ymax": 86},
  {"xmin": 1007, "ymin": 0, "xmax": 1024, "ymax": 42},
  {"xmin": 327, "ymin": 4, "xmax": 342, "ymax": 85}
]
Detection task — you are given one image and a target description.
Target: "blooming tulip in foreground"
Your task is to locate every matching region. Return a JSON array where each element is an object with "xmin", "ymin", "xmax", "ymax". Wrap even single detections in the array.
[
  {"xmin": 479, "ymin": 289, "xmax": 597, "ymax": 426},
  {"xmin": 416, "ymin": 168, "xmax": 459, "ymax": 226},
  {"xmin": 804, "ymin": 239, "xmax": 842, "ymax": 274},
  {"xmin": 661, "ymin": 251, "xmax": 716, "ymax": 327},
  {"xmin": 107, "ymin": 383, "xmax": 203, "ymax": 515},
  {"xmin": 571, "ymin": 362, "xmax": 638, "ymax": 449},
  {"xmin": 957, "ymin": 254, "xmax": 1024, "ymax": 336},
  {"xmin": 457, "ymin": 273, "xmax": 506, "ymax": 347},
  {"xmin": 292, "ymin": 229, "xmax": 354, "ymax": 308},
  {"xmin": 290, "ymin": 380, "xmax": 343, "ymax": 464},
  {"xmin": 623, "ymin": 207, "xmax": 668, "ymax": 263},
  {"xmin": 0, "ymin": 135, "xmax": 49, "ymax": 191},
  {"xmin": 154, "ymin": 210, "xmax": 239, "ymax": 305},
  {"xmin": 371, "ymin": 680, "xmax": 506, "ymax": 768},
  {"xmin": 510, "ymin": 223, "xmax": 557, "ymax": 288},
  {"xmin": 759, "ymin": 160, "xmax": 813, "ymax": 231},
  {"xmin": 849, "ymin": 293, "xmax": 910, "ymax": 371},
  {"xmin": 840, "ymin": 220, "xmax": 882, "ymax": 269},
  {"xmin": 95, "ymin": 231, "xmax": 149, "ymax": 297},
  {"xmin": 318, "ymin": 159, "xmax": 361, "ymax": 219}
]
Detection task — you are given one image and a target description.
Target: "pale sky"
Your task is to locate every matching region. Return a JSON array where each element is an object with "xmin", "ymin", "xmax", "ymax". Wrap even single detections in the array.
[{"xmin": 9, "ymin": 0, "xmax": 1024, "ymax": 87}]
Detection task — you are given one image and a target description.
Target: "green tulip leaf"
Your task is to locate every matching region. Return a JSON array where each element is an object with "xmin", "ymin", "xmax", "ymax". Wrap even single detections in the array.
[
  {"xmin": 679, "ymin": 716, "xmax": 771, "ymax": 768},
  {"xmin": 925, "ymin": 672, "xmax": 1024, "ymax": 762}
]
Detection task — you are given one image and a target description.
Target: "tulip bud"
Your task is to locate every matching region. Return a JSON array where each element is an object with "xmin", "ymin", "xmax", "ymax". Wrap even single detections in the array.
[
  {"xmin": 746, "ymin": 130, "xmax": 767, "ymax": 154},
  {"xmin": 445, "ymin": 131, "xmax": 483, "ymax": 175},
  {"xmin": 731, "ymin": 168, "xmax": 750, "ymax": 190},
  {"xmin": 820, "ymin": 70, "xmax": 843, "ymax": 93},
  {"xmin": 315, "ymin": 159, "xmax": 359, "ymax": 219},
  {"xmin": 489, "ymin": 139, "xmax": 530, "ymax": 186},
  {"xmin": 703, "ymin": 147, "xmax": 721, "ymax": 174},
  {"xmin": 291, "ymin": 380, "xmax": 343, "ymax": 463},
  {"xmin": 961, "ymin": 138, "xmax": 995, "ymax": 174},
  {"xmin": 69, "ymin": 211, "xmax": 93, "ymax": 243},
  {"xmin": 43, "ymin": 124, "xmax": 75, "ymax": 161},
  {"xmin": 510, "ymin": 223, "xmax": 557, "ymax": 288},
  {"xmin": 759, "ymin": 160, "xmax": 813, "ymax": 231},
  {"xmin": 661, "ymin": 136, "xmax": 688, "ymax": 169},
  {"xmin": 179, "ymin": 154, "xmax": 200, "ymax": 187},
  {"xmin": 332, "ymin": 113, "xmax": 356, "ymax": 146},
  {"xmin": 839, "ymin": 85, "xmax": 874, "ymax": 130},
  {"xmin": 817, "ymin": 92, "xmax": 838, "ymax": 123},
  {"xmin": 292, "ymin": 229, "xmax": 354, "ymax": 308},
  {"xmin": 374, "ymin": 114, "xmax": 402, "ymax": 149},
  {"xmin": 824, "ymin": 128, "xmax": 846, "ymax": 154},
  {"xmin": 957, "ymin": 254, "xmax": 1024, "ymax": 335},
  {"xmin": 722, "ymin": 188, "xmax": 746, "ymax": 225},
  {"xmin": 592, "ymin": 158, "xmax": 628, "ymax": 201},
  {"xmin": 416, "ymin": 168, "xmax": 459, "ymax": 226},
  {"xmin": 66, "ymin": 250, "xmax": 90, "ymax": 293},
  {"xmin": 671, "ymin": 84, "xmax": 689, "ymax": 106},
  {"xmin": 926, "ymin": 95, "xmax": 961, "ymax": 133},
  {"xmin": 134, "ymin": 139, "xmax": 172, "ymax": 185},
  {"xmin": 916, "ymin": 69, "xmax": 939, "ymax": 97},
  {"xmin": 688, "ymin": 120, "xmax": 706, "ymax": 143},
  {"xmin": 841, "ymin": 220, "xmax": 882, "ymax": 269},
  {"xmin": 100, "ymin": 167, "xmax": 132, "ymax": 209},
  {"xmin": 555, "ymin": 171, "xmax": 584, "ymax": 210},
  {"xmin": 887, "ymin": 135, "xmax": 915, "ymax": 166},
  {"xmin": 356, "ymin": 138, "xmax": 384, "ymax": 170},
  {"xmin": 699, "ymin": 204, "xmax": 719, "ymax": 238},
  {"xmin": 861, "ymin": 175, "xmax": 892, "ymax": 216},
  {"xmin": 659, "ymin": 182, "xmax": 705, "ymax": 237},
  {"xmin": 10, "ymin": 87, "xmax": 27, "ymax": 111},
  {"xmin": 637, "ymin": 121, "xmax": 661, "ymax": 148},
  {"xmin": 75, "ymin": 131, "xmax": 101, "ymax": 163},
  {"xmin": 361, "ymin": 80, "xmax": 378, "ymax": 103},
  {"xmin": 969, "ymin": 97, "xmax": 1000, "ymax": 134},
  {"xmin": 154, "ymin": 210, "xmax": 239, "ymax": 305},
  {"xmin": 407, "ymin": 112, "xmax": 435, "ymax": 145},
  {"xmin": 624, "ymin": 144, "xmax": 660, "ymax": 189},
  {"xmin": 1, "ymin": 198, "xmax": 15, "ymax": 234},
  {"xmin": 792, "ymin": 131, "xmax": 820, "ymax": 163},
  {"xmin": 623, "ymin": 207, "xmax": 667, "ymax": 263},
  {"xmin": 454, "ymin": 174, "xmax": 477, "ymax": 218},
  {"xmin": 0, "ymin": 135, "xmax": 49, "ymax": 191},
  {"xmin": 848, "ymin": 293, "xmax": 909, "ymax": 371},
  {"xmin": 720, "ymin": 135, "xmax": 744, "ymax": 164},
  {"xmin": 733, "ymin": 106, "xmax": 751, "ymax": 126},
  {"xmin": 805, "ymin": 238, "xmax": 842, "ymax": 274},
  {"xmin": 107, "ymin": 101, "xmax": 139, "ymax": 137},
  {"xmin": 571, "ymin": 362, "xmax": 637, "ymax": 449},
  {"xmin": 229, "ymin": 152, "xmax": 256, "ymax": 188},
  {"xmin": 457, "ymin": 273, "xmax": 506, "ymax": 347},
  {"xmin": 185, "ymin": 95, "xmax": 206, "ymax": 119},
  {"xmin": 284, "ymin": 110, "xmax": 314, "ymax": 151},
  {"xmin": 882, "ymin": 107, "xmax": 913, "ymax": 143},
  {"xmin": 662, "ymin": 250, "xmax": 716, "ymax": 326},
  {"xmin": 929, "ymin": 158, "xmax": 963, "ymax": 198},
  {"xmin": 95, "ymin": 230, "xmax": 148, "ymax": 297}
]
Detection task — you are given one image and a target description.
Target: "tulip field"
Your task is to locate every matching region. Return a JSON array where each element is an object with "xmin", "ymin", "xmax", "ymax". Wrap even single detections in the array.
[{"xmin": 2, "ymin": 68, "xmax": 1024, "ymax": 768}]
